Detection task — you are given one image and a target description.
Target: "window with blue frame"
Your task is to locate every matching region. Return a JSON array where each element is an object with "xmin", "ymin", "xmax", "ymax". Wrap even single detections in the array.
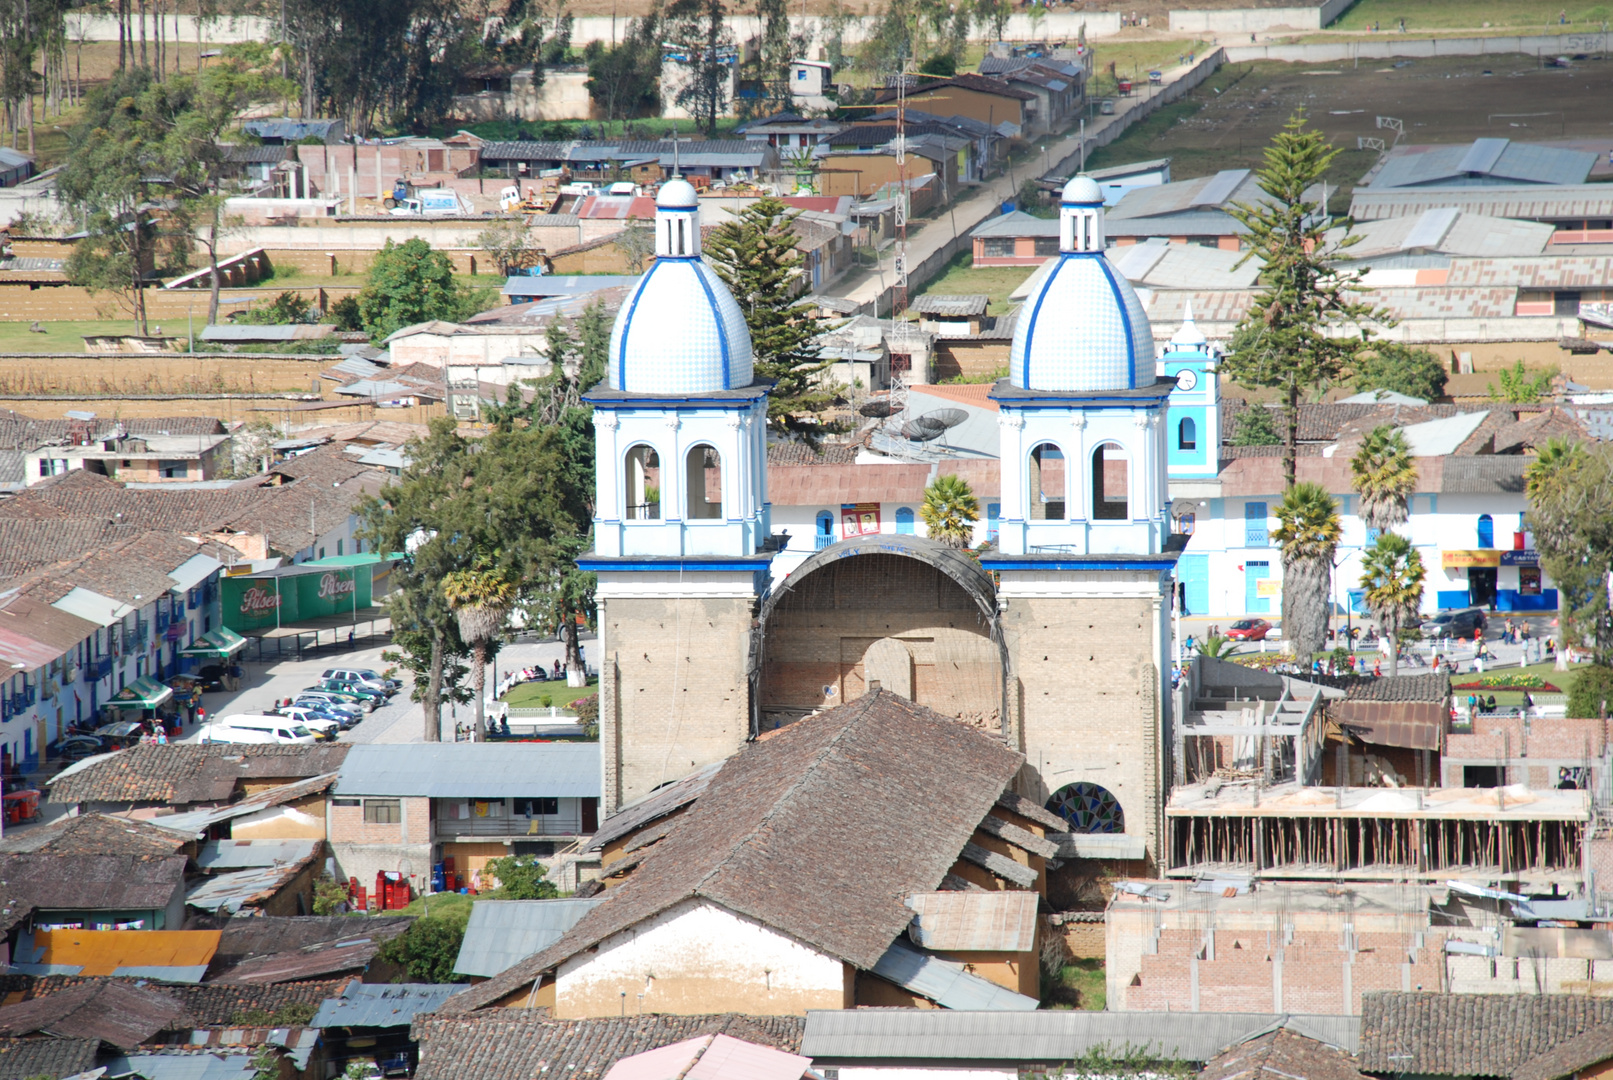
[
  {"xmin": 1477, "ymin": 513, "xmax": 1494, "ymax": 549},
  {"xmin": 1178, "ymin": 417, "xmax": 1196, "ymax": 451},
  {"xmin": 1245, "ymin": 502, "xmax": 1268, "ymax": 547},
  {"xmin": 987, "ymin": 503, "xmax": 1000, "ymax": 541},
  {"xmin": 815, "ymin": 511, "xmax": 834, "ymax": 550},
  {"xmin": 896, "ymin": 507, "xmax": 914, "ymax": 534}
]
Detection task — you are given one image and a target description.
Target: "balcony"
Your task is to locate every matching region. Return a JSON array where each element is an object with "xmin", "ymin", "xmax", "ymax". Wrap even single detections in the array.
[
  {"xmin": 89, "ymin": 656, "xmax": 113, "ymax": 681},
  {"xmin": 814, "ymin": 532, "xmax": 835, "ymax": 550}
]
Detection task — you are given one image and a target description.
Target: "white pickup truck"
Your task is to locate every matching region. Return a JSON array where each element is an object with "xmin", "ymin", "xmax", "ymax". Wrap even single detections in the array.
[{"xmin": 389, "ymin": 188, "xmax": 472, "ymax": 216}]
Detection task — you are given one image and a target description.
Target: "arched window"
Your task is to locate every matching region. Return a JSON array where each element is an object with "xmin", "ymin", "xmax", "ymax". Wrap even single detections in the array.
[
  {"xmin": 1047, "ymin": 782, "xmax": 1124, "ymax": 834},
  {"xmin": 1178, "ymin": 417, "xmax": 1197, "ymax": 451},
  {"xmin": 815, "ymin": 511, "xmax": 834, "ymax": 550},
  {"xmin": 895, "ymin": 506, "xmax": 915, "ymax": 534},
  {"xmin": 623, "ymin": 444, "xmax": 660, "ymax": 520},
  {"xmin": 1092, "ymin": 442, "xmax": 1129, "ymax": 520},
  {"xmin": 1028, "ymin": 443, "xmax": 1066, "ymax": 521},
  {"xmin": 1477, "ymin": 513, "xmax": 1494, "ymax": 549},
  {"xmin": 685, "ymin": 445, "xmax": 722, "ymax": 520}
]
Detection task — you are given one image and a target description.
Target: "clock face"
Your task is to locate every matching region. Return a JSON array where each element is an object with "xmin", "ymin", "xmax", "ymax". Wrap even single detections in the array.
[{"xmin": 1175, "ymin": 368, "xmax": 1199, "ymax": 392}]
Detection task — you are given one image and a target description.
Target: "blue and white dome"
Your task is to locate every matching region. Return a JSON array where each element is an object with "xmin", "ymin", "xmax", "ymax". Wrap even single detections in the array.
[
  {"xmin": 608, "ymin": 181, "xmax": 754, "ymax": 394},
  {"xmin": 1008, "ymin": 175, "xmax": 1155, "ymax": 393}
]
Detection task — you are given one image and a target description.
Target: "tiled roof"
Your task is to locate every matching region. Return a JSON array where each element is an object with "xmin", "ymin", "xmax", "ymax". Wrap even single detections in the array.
[
  {"xmin": 0, "ymin": 980, "xmax": 187, "ymax": 1050},
  {"xmin": 1201, "ymin": 1029, "xmax": 1368, "ymax": 1080},
  {"xmin": 1, "ymin": 976, "xmax": 352, "ymax": 1028},
  {"xmin": 1337, "ymin": 672, "xmax": 1451, "ymax": 703},
  {"xmin": 0, "ymin": 1035, "xmax": 99, "ymax": 1080},
  {"xmin": 1512, "ymin": 1020, "xmax": 1613, "ymax": 1080},
  {"xmin": 764, "ymin": 442, "xmax": 861, "ymax": 466},
  {"xmin": 205, "ymin": 916, "xmax": 414, "ymax": 984},
  {"xmin": 879, "ymin": 73, "xmax": 1035, "ymax": 102},
  {"xmin": 0, "ymin": 854, "xmax": 185, "ymax": 929},
  {"xmin": 0, "ymin": 812, "xmax": 189, "ymax": 856},
  {"xmin": 0, "ymin": 414, "xmax": 222, "ymax": 454},
  {"xmin": 441, "ymin": 691, "xmax": 1025, "ymax": 1013},
  {"xmin": 1358, "ymin": 992, "xmax": 1613, "ymax": 1078},
  {"xmin": 412, "ymin": 1012, "xmax": 806, "ymax": 1080},
  {"xmin": 47, "ymin": 743, "xmax": 351, "ymax": 806}
]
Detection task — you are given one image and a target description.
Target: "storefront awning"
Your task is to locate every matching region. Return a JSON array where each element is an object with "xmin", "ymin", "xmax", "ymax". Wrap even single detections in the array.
[
  {"xmin": 109, "ymin": 675, "xmax": 174, "ymax": 709},
  {"xmin": 179, "ymin": 627, "xmax": 248, "ymax": 658}
]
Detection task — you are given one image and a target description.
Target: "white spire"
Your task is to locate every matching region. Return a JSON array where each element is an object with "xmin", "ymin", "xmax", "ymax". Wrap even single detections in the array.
[
  {"xmin": 1059, "ymin": 175, "xmax": 1105, "ymax": 254},
  {"xmin": 655, "ymin": 178, "xmax": 701, "ymax": 259},
  {"xmin": 1170, "ymin": 300, "xmax": 1208, "ymax": 350}
]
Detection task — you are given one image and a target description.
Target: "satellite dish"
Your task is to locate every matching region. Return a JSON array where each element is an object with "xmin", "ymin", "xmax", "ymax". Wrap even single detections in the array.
[
  {"xmin": 859, "ymin": 400, "xmax": 894, "ymax": 418},
  {"xmin": 1171, "ymin": 498, "xmax": 1198, "ymax": 519},
  {"xmin": 901, "ymin": 418, "xmax": 946, "ymax": 441},
  {"xmin": 927, "ymin": 408, "xmax": 968, "ymax": 430}
]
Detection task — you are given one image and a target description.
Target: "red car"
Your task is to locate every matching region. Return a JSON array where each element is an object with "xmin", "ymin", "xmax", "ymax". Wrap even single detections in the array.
[{"xmin": 1225, "ymin": 618, "xmax": 1273, "ymax": 641}]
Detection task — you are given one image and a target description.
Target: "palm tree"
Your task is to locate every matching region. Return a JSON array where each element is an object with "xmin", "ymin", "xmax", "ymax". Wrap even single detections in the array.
[
  {"xmin": 442, "ymin": 559, "xmax": 519, "ymax": 739},
  {"xmin": 1197, "ymin": 635, "xmax": 1236, "ymax": 659},
  {"xmin": 1271, "ymin": 481, "xmax": 1342, "ymax": 662},
  {"xmin": 1359, "ymin": 532, "xmax": 1425, "ymax": 677},
  {"xmin": 1349, "ymin": 425, "xmax": 1417, "ymax": 533},
  {"xmin": 1527, "ymin": 438, "xmax": 1588, "ymax": 672},
  {"xmin": 920, "ymin": 474, "xmax": 979, "ymax": 549}
]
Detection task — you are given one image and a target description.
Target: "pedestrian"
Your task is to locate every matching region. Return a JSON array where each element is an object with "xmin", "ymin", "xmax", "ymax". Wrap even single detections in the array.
[
  {"xmin": 1251, "ymin": 31, "xmax": 1257, "ymax": 41},
  {"xmin": 552, "ymin": 659, "xmax": 562, "ymax": 679},
  {"xmin": 1373, "ymin": 660, "xmax": 1382, "ymax": 677}
]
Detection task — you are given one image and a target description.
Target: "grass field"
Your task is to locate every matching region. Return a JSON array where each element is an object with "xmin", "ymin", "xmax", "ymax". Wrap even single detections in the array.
[
  {"xmin": 909, "ymin": 251, "xmax": 1035, "ymax": 316},
  {"xmin": 1089, "ymin": 38, "xmax": 1214, "ymax": 97},
  {"xmin": 1333, "ymin": 0, "xmax": 1613, "ymax": 32},
  {"xmin": 0, "ymin": 320, "xmax": 148, "ymax": 353},
  {"xmin": 501, "ymin": 677, "xmax": 599, "ymax": 710}
]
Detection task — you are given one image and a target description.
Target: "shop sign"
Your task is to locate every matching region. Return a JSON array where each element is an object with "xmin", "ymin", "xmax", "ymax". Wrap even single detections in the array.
[
  {"xmin": 1256, "ymin": 578, "xmax": 1281, "ymax": 598},
  {"xmin": 239, "ymin": 586, "xmax": 281, "ymax": 614},
  {"xmin": 1500, "ymin": 549, "xmax": 1539, "ymax": 566},
  {"xmin": 1442, "ymin": 550, "xmax": 1502, "ymax": 569}
]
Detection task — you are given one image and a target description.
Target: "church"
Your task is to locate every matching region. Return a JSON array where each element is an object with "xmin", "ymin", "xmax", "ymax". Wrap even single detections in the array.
[{"xmin": 577, "ymin": 176, "xmax": 1182, "ymax": 872}]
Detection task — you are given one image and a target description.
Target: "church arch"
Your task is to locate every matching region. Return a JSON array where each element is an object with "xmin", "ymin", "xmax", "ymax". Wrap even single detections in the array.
[
  {"xmin": 685, "ymin": 444, "xmax": 722, "ymax": 520},
  {"xmin": 1028, "ymin": 442, "xmax": 1067, "ymax": 521},
  {"xmin": 1092, "ymin": 441, "xmax": 1129, "ymax": 521},
  {"xmin": 755, "ymin": 534, "xmax": 1006, "ymax": 737},
  {"xmin": 623, "ymin": 444, "xmax": 660, "ymax": 520}
]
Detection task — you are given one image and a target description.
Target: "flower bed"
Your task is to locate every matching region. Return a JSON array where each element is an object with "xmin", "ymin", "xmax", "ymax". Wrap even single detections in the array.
[{"xmin": 1454, "ymin": 675, "xmax": 1560, "ymax": 692}]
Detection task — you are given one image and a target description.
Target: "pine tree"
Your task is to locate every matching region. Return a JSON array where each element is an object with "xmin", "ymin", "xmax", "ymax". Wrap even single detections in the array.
[
  {"xmin": 705, "ymin": 197, "xmax": 835, "ymax": 441},
  {"xmin": 1220, "ymin": 112, "xmax": 1386, "ymax": 489}
]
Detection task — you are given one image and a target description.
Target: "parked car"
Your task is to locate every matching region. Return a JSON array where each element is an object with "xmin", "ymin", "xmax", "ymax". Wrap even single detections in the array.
[
  {"xmin": 311, "ymin": 680, "xmax": 386, "ymax": 706},
  {"xmin": 293, "ymin": 697, "xmax": 363, "ymax": 723},
  {"xmin": 3, "ymin": 789, "xmax": 41, "ymax": 824},
  {"xmin": 300, "ymin": 686, "xmax": 377, "ymax": 712},
  {"xmin": 277, "ymin": 705, "xmax": 345, "ymax": 737},
  {"xmin": 1224, "ymin": 618, "xmax": 1273, "ymax": 641},
  {"xmin": 56, "ymin": 735, "xmax": 108, "ymax": 761},
  {"xmin": 1422, "ymin": 609, "xmax": 1487, "ymax": 639},
  {"xmin": 322, "ymin": 668, "xmax": 399, "ymax": 694},
  {"xmin": 202, "ymin": 715, "xmax": 318, "ymax": 745}
]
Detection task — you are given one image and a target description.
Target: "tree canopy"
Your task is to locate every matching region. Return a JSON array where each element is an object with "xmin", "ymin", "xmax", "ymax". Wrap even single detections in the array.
[
  {"xmin": 356, "ymin": 238, "xmax": 485, "ymax": 343},
  {"xmin": 1220, "ymin": 112, "xmax": 1387, "ymax": 488},
  {"xmin": 705, "ymin": 197, "xmax": 835, "ymax": 440},
  {"xmin": 1352, "ymin": 344, "xmax": 1448, "ymax": 402}
]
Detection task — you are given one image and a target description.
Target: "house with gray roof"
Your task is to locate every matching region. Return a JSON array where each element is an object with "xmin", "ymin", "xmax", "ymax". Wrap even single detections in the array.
[{"xmin": 1363, "ymin": 139, "xmax": 1596, "ymax": 191}]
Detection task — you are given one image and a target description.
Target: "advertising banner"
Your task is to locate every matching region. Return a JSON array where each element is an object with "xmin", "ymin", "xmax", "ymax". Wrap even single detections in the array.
[{"xmin": 222, "ymin": 565, "xmax": 374, "ymax": 633}]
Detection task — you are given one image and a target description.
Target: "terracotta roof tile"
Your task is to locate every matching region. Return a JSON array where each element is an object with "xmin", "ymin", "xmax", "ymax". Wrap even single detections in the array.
[
  {"xmin": 1359, "ymin": 992, "xmax": 1613, "ymax": 1077},
  {"xmin": 47, "ymin": 744, "xmax": 350, "ymax": 806}
]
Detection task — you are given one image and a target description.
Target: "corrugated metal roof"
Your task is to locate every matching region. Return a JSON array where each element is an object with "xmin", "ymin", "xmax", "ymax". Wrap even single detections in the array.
[
  {"xmin": 196, "ymin": 839, "xmax": 321, "ymax": 870},
  {"xmin": 108, "ymin": 1053, "xmax": 257, "ymax": 1080},
  {"xmin": 20, "ymin": 928, "xmax": 221, "ymax": 981},
  {"xmin": 501, "ymin": 274, "xmax": 640, "ymax": 297},
  {"xmin": 186, "ymin": 860, "xmax": 317, "ymax": 915},
  {"xmin": 1351, "ymin": 183, "xmax": 1613, "ymax": 222},
  {"xmin": 801, "ymin": 1010, "xmax": 1360, "ymax": 1062},
  {"xmin": 1367, "ymin": 140, "xmax": 1595, "ymax": 190},
  {"xmin": 454, "ymin": 899, "xmax": 605, "ymax": 978},
  {"xmin": 1399, "ymin": 410, "xmax": 1489, "ymax": 456},
  {"xmin": 869, "ymin": 939, "xmax": 1040, "ymax": 1010},
  {"xmin": 905, "ymin": 891, "xmax": 1037, "ymax": 952},
  {"xmin": 309, "ymin": 983, "xmax": 461, "ymax": 1028},
  {"xmin": 199, "ymin": 324, "xmax": 334, "ymax": 342},
  {"xmin": 334, "ymin": 742, "xmax": 601, "ymax": 798},
  {"xmin": 970, "ymin": 210, "xmax": 1058, "ymax": 238}
]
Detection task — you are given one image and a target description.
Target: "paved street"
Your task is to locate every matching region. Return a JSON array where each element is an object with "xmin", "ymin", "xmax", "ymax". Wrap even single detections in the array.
[{"xmin": 1174, "ymin": 613, "xmax": 1562, "ymax": 674}]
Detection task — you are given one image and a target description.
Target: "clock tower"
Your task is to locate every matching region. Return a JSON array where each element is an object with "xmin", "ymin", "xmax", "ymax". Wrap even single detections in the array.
[{"xmin": 1161, "ymin": 303, "xmax": 1220, "ymax": 482}]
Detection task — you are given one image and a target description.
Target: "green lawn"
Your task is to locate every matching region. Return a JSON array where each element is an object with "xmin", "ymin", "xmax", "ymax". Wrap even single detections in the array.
[
  {"xmin": 396, "ymin": 890, "xmax": 476, "ymax": 924},
  {"xmin": 1448, "ymin": 658, "xmax": 1579, "ymax": 708},
  {"xmin": 0, "ymin": 319, "xmax": 150, "ymax": 353},
  {"xmin": 1044, "ymin": 959, "xmax": 1106, "ymax": 1010},
  {"xmin": 1089, "ymin": 39, "xmax": 1214, "ymax": 98},
  {"xmin": 501, "ymin": 677, "xmax": 599, "ymax": 710},
  {"xmin": 909, "ymin": 250, "xmax": 1035, "ymax": 317},
  {"xmin": 1332, "ymin": 0, "xmax": 1613, "ymax": 31}
]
